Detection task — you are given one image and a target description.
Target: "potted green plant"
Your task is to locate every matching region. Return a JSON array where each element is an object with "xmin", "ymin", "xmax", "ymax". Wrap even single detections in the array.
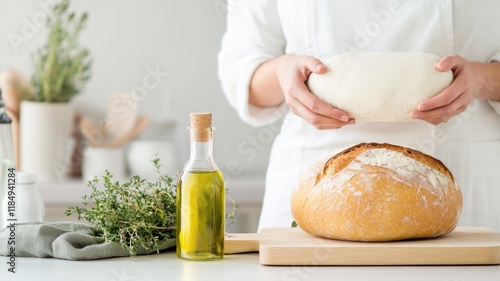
[{"xmin": 20, "ymin": 0, "xmax": 92, "ymax": 182}]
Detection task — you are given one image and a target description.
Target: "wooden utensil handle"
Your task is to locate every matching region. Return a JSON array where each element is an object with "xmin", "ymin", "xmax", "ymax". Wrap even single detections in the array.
[{"xmin": 225, "ymin": 233, "xmax": 260, "ymax": 254}]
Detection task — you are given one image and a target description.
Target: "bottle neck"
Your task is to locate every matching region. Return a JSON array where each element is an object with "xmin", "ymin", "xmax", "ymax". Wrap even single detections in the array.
[
  {"xmin": 185, "ymin": 127, "xmax": 218, "ymax": 171},
  {"xmin": 0, "ymin": 105, "xmax": 12, "ymax": 124}
]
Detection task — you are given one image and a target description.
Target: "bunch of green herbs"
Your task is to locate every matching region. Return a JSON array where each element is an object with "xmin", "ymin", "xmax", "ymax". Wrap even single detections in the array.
[
  {"xmin": 66, "ymin": 158, "xmax": 239, "ymax": 256},
  {"xmin": 24, "ymin": 0, "xmax": 92, "ymax": 103},
  {"xmin": 65, "ymin": 158, "xmax": 176, "ymax": 255}
]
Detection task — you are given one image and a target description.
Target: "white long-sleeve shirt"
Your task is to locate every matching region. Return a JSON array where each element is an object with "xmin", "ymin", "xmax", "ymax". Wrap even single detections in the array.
[{"xmin": 218, "ymin": 0, "xmax": 500, "ymax": 231}]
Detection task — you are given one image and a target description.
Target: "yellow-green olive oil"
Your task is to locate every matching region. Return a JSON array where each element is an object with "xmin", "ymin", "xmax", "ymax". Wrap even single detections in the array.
[{"xmin": 176, "ymin": 170, "xmax": 225, "ymax": 260}]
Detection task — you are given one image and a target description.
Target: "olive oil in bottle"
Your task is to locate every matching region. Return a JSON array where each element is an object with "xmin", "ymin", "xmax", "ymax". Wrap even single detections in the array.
[{"xmin": 176, "ymin": 113, "xmax": 225, "ymax": 261}]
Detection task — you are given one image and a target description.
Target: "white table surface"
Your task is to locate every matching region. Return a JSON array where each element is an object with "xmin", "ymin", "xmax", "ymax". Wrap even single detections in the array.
[{"xmin": 1, "ymin": 251, "xmax": 499, "ymax": 281}]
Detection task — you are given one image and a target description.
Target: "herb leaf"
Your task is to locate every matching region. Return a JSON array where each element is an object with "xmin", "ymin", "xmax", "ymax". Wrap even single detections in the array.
[{"xmin": 65, "ymin": 158, "xmax": 176, "ymax": 256}]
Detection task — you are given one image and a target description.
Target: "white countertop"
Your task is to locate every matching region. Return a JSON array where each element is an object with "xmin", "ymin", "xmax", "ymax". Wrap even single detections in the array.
[
  {"xmin": 10, "ymin": 180, "xmax": 499, "ymax": 280},
  {"xmin": 1, "ymin": 251, "xmax": 499, "ymax": 281}
]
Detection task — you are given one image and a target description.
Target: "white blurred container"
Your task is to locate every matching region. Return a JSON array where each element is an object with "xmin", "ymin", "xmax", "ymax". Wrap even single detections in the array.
[
  {"xmin": 82, "ymin": 147, "xmax": 126, "ymax": 182},
  {"xmin": 127, "ymin": 140, "xmax": 178, "ymax": 180},
  {"xmin": 1, "ymin": 171, "xmax": 45, "ymax": 229},
  {"xmin": 20, "ymin": 101, "xmax": 73, "ymax": 182}
]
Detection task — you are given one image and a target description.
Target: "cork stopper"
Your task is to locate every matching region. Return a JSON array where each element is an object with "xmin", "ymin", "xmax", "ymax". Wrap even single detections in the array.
[
  {"xmin": 190, "ymin": 112, "xmax": 212, "ymax": 128},
  {"xmin": 189, "ymin": 112, "xmax": 212, "ymax": 142}
]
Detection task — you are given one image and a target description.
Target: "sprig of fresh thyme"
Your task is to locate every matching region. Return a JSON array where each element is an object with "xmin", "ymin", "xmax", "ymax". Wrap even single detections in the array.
[
  {"xmin": 65, "ymin": 157, "xmax": 238, "ymax": 256},
  {"xmin": 65, "ymin": 158, "xmax": 176, "ymax": 255}
]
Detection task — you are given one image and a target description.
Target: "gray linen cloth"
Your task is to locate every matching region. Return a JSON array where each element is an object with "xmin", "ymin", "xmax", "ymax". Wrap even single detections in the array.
[{"xmin": 0, "ymin": 222, "xmax": 175, "ymax": 260}]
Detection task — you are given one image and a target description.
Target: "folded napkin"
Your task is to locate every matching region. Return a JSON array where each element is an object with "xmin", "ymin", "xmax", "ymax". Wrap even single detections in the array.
[{"xmin": 0, "ymin": 222, "xmax": 175, "ymax": 260}]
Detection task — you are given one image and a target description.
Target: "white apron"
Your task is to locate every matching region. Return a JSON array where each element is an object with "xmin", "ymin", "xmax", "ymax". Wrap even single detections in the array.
[
  {"xmin": 259, "ymin": 0, "xmax": 454, "ymax": 229},
  {"xmin": 218, "ymin": 0, "xmax": 500, "ymax": 231},
  {"xmin": 432, "ymin": 0, "xmax": 500, "ymax": 231}
]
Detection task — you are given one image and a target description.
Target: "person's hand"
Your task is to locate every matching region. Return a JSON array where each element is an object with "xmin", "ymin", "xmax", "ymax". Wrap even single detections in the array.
[
  {"xmin": 412, "ymin": 55, "xmax": 484, "ymax": 125},
  {"xmin": 276, "ymin": 54, "xmax": 355, "ymax": 130}
]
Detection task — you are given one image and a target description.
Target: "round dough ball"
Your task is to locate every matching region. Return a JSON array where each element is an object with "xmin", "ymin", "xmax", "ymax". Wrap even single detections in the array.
[
  {"xmin": 307, "ymin": 52, "xmax": 453, "ymax": 121},
  {"xmin": 291, "ymin": 143, "xmax": 463, "ymax": 242}
]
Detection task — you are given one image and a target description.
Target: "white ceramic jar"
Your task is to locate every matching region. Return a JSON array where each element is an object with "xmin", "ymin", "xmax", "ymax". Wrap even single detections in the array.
[
  {"xmin": 82, "ymin": 147, "xmax": 126, "ymax": 182},
  {"xmin": 127, "ymin": 140, "xmax": 178, "ymax": 180},
  {"xmin": 20, "ymin": 101, "xmax": 73, "ymax": 182},
  {"xmin": 1, "ymin": 171, "xmax": 45, "ymax": 228}
]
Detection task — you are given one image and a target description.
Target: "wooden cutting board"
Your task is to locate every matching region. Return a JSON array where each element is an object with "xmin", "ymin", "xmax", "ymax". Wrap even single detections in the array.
[{"xmin": 225, "ymin": 227, "xmax": 500, "ymax": 265}]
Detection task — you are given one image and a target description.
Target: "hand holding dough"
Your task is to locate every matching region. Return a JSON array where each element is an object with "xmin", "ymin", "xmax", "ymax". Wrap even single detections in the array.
[{"xmin": 307, "ymin": 52, "xmax": 454, "ymax": 121}]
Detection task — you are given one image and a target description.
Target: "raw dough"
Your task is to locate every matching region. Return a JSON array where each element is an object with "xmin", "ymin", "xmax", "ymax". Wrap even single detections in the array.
[{"xmin": 307, "ymin": 52, "xmax": 453, "ymax": 121}]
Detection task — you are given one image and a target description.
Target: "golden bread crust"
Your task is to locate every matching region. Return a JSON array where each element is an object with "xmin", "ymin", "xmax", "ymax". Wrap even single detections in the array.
[{"xmin": 291, "ymin": 143, "xmax": 463, "ymax": 241}]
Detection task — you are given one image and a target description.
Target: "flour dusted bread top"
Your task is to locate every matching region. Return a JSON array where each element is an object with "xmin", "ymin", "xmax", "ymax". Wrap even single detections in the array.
[
  {"xmin": 307, "ymin": 52, "xmax": 454, "ymax": 121},
  {"xmin": 291, "ymin": 143, "xmax": 463, "ymax": 242}
]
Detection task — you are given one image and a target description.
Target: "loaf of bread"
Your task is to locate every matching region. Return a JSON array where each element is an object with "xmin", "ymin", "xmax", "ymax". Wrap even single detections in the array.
[
  {"xmin": 291, "ymin": 143, "xmax": 463, "ymax": 242},
  {"xmin": 307, "ymin": 52, "xmax": 453, "ymax": 121}
]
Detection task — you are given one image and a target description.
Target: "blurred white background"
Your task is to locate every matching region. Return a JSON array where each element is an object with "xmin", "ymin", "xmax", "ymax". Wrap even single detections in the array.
[{"xmin": 0, "ymin": 0, "xmax": 278, "ymax": 232}]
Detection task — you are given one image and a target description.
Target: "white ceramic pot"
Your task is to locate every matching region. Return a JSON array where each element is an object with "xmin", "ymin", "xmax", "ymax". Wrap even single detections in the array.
[
  {"xmin": 20, "ymin": 101, "xmax": 73, "ymax": 182},
  {"xmin": 82, "ymin": 147, "xmax": 126, "ymax": 182},
  {"xmin": 1, "ymin": 171, "xmax": 45, "ymax": 229},
  {"xmin": 127, "ymin": 140, "xmax": 178, "ymax": 180}
]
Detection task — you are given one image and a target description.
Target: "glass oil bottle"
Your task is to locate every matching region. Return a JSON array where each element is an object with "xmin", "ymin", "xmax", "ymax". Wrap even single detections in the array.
[
  {"xmin": 176, "ymin": 112, "xmax": 225, "ymax": 261},
  {"xmin": 0, "ymin": 89, "xmax": 16, "ymax": 228}
]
